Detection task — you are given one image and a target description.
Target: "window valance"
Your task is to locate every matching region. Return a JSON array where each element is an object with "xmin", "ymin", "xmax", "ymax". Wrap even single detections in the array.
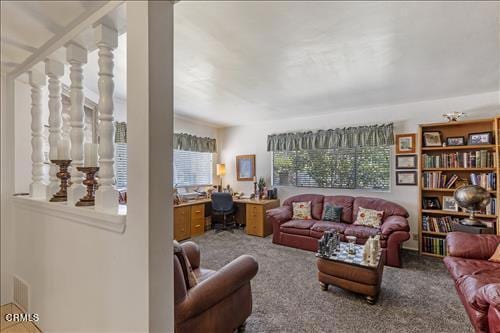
[
  {"xmin": 174, "ymin": 133, "xmax": 217, "ymax": 153},
  {"xmin": 267, "ymin": 123, "xmax": 394, "ymax": 152},
  {"xmin": 115, "ymin": 122, "xmax": 127, "ymax": 143}
]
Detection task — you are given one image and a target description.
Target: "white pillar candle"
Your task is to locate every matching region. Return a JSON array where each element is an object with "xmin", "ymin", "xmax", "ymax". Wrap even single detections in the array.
[
  {"xmin": 84, "ymin": 143, "xmax": 98, "ymax": 167},
  {"xmin": 57, "ymin": 138, "xmax": 71, "ymax": 160}
]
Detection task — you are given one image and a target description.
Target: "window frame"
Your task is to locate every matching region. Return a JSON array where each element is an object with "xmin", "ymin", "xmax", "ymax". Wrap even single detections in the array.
[{"xmin": 173, "ymin": 149, "xmax": 214, "ymax": 188}]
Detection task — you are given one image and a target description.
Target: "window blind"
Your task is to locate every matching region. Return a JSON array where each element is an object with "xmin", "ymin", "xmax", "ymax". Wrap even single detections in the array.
[
  {"xmin": 115, "ymin": 143, "xmax": 128, "ymax": 189},
  {"xmin": 272, "ymin": 146, "xmax": 390, "ymax": 190},
  {"xmin": 174, "ymin": 150, "xmax": 213, "ymax": 187}
]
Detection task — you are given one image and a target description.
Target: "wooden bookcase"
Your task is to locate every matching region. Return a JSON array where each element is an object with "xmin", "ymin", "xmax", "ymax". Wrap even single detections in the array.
[{"xmin": 418, "ymin": 118, "xmax": 499, "ymax": 258}]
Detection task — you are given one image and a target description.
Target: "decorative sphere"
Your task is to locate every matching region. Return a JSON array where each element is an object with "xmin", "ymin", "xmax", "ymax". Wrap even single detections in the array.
[{"xmin": 454, "ymin": 185, "xmax": 491, "ymax": 212}]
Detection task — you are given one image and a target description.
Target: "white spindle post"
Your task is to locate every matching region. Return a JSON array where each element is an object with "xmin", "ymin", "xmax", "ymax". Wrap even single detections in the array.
[
  {"xmin": 94, "ymin": 24, "xmax": 119, "ymax": 210},
  {"xmin": 45, "ymin": 59, "xmax": 64, "ymax": 199},
  {"xmin": 29, "ymin": 70, "xmax": 48, "ymax": 198},
  {"xmin": 66, "ymin": 42, "xmax": 88, "ymax": 205},
  {"xmin": 62, "ymin": 98, "xmax": 71, "ymax": 141}
]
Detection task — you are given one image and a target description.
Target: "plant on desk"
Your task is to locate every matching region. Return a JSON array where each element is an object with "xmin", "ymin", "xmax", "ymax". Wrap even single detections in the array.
[{"xmin": 258, "ymin": 177, "xmax": 266, "ymax": 199}]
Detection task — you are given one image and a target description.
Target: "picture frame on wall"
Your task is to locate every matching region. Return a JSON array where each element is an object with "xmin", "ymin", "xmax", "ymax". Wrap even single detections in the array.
[
  {"xmin": 395, "ymin": 154, "xmax": 417, "ymax": 169},
  {"xmin": 468, "ymin": 131, "xmax": 493, "ymax": 145},
  {"xmin": 423, "ymin": 131, "xmax": 442, "ymax": 147},
  {"xmin": 442, "ymin": 196, "xmax": 459, "ymax": 211},
  {"xmin": 395, "ymin": 133, "xmax": 416, "ymax": 154},
  {"xmin": 446, "ymin": 136, "xmax": 465, "ymax": 146},
  {"xmin": 396, "ymin": 171, "xmax": 417, "ymax": 186},
  {"xmin": 236, "ymin": 155, "xmax": 256, "ymax": 181}
]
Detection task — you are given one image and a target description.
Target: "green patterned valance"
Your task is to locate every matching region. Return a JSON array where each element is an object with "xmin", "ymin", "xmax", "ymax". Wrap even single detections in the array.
[
  {"xmin": 115, "ymin": 122, "xmax": 127, "ymax": 143},
  {"xmin": 174, "ymin": 133, "xmax": 217, "ymax": 153},
  {"xmin": 267, "ymin": 123, "xmax": 394, "ymax": 152}
]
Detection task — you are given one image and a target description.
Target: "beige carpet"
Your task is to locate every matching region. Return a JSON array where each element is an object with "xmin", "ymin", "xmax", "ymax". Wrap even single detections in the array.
[{"xmin": 189, "ymin": 229, "xmax": 472, "ymax": 333}]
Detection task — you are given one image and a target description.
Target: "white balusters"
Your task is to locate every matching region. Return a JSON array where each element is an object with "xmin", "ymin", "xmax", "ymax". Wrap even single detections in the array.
[
  {"xmin": 66, "ymin": 42, "xmax": 88, "ymax": 205},
  {"xmin": 62, "ymin": 98, "xmax": 71, "ymax": 141},
  {"xmin": 45, "ymin": 59, "xmax": 64, "ymax": 199},
  {"xmin": 29, "ymin": 70, "xmax": 48, "ymax": 198},
  {"xmin": 94, "ymin": 24, "xmax": 119, "ymax": 210}
]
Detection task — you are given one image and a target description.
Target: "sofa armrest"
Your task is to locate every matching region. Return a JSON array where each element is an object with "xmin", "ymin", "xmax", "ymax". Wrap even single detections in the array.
[
  {"xmin": 181, "ymin": 241, "xmax": 200, "ymax": 270},
  {"xmin": 446, "ymin": 232, "xmax": 500, "ymax": 260},
  {"xmin": 473, "ymin": 283, "xmax": 500, "ymax": 313},
  {"xmin": 176, "ymin": 255, "xmax": 258, "ymax": 322},
  {"xmin": 380, "ymin": 215, "xmax": 409, "ymax": 236},
  {"xmin": 266, "ymin": 206, "xmax": 292, "ymax": 226}
]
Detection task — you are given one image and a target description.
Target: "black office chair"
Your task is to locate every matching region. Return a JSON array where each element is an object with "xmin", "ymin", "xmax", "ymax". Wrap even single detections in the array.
[{"xmin": 211, "ymin": 192, "xmax": 237, "ymax": 233}]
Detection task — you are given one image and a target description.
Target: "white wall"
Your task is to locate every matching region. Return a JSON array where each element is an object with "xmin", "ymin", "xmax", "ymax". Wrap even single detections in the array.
[{"xmin": 219, "ymin": 91, "xmax": 500, "ymax": 250}]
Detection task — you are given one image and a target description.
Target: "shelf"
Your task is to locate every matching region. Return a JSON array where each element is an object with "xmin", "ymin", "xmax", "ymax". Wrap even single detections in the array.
[
  {"xmin": 421, "ymin": 252, "xmax": 445, "ymax": 258},
  {"xmin": 421, "ymin": 209, "xmax": 497, "ymax": 218},
  {"xmin": 421, "ymin": 144, "xmax": 496, "ymax": 151},
  {"xmin": 422, "ymin": 188, "xmax": 497, "ymax": 194},
  {"xmin": 421, "ymin": 231, "xmax": 448, "ymax": 236},
  {"xmin": 422, "ymin": 168, "xmax": 495, "ymax": 171}
]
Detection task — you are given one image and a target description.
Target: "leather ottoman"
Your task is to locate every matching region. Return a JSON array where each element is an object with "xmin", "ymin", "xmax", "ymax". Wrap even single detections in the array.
[{"xmin": 316, "ymin": 253, "xmax": 385, "ymax": 304}]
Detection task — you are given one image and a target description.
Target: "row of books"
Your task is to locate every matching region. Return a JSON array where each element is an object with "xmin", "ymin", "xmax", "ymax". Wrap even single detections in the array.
[
  {"xmin": 422, "ymin": 236, "xmax": 447, "ymax": 256},
  {"xmin": 484, "ymin": 198, "xmax": 497, "ymax": 215},
  {"xmin": 422, "ymin": 172, "xmax": 458, "ymax": 188},
  {"xmin": 422, "ymin": 215, "xmax": 459, "ymax": 233},
  {"xmin": 422, "ymin": 151, "xmax": 495, "ymax": 169},
  {"xmin": 470, "ymin": 173, "xmax": 497, "ymax": 191}
]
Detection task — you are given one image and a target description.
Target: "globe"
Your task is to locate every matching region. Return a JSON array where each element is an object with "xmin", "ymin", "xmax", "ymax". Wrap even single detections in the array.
[{"xmin": 454, "ymin": 185, "xmax": 491, "ymax": 226}]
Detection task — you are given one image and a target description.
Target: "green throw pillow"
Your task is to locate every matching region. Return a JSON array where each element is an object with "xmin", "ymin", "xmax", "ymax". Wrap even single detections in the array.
[{"xmin": 322, "ymin": 204, "xmax": 342, "ymax": 222}]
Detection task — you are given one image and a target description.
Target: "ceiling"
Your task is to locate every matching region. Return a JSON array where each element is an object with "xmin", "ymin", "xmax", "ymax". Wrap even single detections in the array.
[
  {"xmin": 2, "ymin": 2, "xmax": 499, "ymax": 127},
  {"xmin": 174, "ymin": 1, "xmax": 500, "ymax": 127}
]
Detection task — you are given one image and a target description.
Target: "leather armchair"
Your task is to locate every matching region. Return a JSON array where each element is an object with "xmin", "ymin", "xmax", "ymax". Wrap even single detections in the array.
[{"xmin": 175, "ymin": 241, "xmax": 259, "ymax": 333}]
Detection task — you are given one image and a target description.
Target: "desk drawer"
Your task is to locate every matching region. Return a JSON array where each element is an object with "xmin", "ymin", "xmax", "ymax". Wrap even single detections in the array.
[
  {"xmin": 174, "ymin": 206, "xmax": 191, "ymax": 240},
  {"xmin": 246, "ymin": 204, "xmax": 264, "ymax": 236},
  {"xmin": 190, "ymin": 204, "xmax": 205, "ymax": 236}
]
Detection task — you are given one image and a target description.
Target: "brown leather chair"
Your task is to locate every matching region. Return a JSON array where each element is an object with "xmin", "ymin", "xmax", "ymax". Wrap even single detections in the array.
[{"xmin": 174, "ymin": 241, "xmax": 258, "ymax": 333}]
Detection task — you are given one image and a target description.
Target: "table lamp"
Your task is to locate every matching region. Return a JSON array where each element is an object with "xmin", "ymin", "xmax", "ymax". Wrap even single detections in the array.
[{"xmin": 216, "ymin": 163, "xmax": 226, "ymax": 192}]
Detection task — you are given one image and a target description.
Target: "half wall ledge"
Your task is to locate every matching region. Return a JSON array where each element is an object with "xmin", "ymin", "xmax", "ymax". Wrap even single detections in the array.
[{"xmin": 11, "ymin": 195, "xmax": 127, "ymax": 234}]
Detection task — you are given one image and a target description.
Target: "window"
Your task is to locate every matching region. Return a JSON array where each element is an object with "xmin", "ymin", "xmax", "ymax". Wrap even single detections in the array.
[
  {"xmin": 174, "ymin": 150, "xmax": 213, "ymax": 187},
  {"xmin": 115, "ymin": 143, "xmax": 128, "ymax": 189},
  {"xmin": 272, "ymin": 146, "xmax": 390, "ymax": 190}
]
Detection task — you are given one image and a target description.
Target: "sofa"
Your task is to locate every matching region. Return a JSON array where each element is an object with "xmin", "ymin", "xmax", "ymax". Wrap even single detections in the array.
[
  {"xmin": 266, "ymin": 194, "xmax": 410, "ymax": 267},
  {"xmin": 174, "ymin": 241, "xmax": 259, "ymax": 333},
  {"xmin": 443, "ymin": 232, "xmax": 500, "ymax": 333}
]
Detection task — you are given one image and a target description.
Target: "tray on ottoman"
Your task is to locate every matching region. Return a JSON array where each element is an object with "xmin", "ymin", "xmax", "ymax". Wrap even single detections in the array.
[{"xmin": 316, "ymin": 242, "xmax": 384, "ymax": 304}]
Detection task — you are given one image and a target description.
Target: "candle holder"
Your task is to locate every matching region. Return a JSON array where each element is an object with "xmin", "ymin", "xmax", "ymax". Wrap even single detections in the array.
[
  {"xmin": 253, "ymin": 181, "xmax": 258, "ymax": 197},
  {"xmin": 76, "ymin": 167, "xmax": 99, "ymax": 207},
  {"xmin": 49, "ymin": 160, "xmax": 72, "ymax": 202}
]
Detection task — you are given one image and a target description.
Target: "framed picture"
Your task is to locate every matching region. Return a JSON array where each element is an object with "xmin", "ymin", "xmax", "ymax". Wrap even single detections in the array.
[
  {"xmin": 468, "ymin": 132, "xmax": 493, "ymax": 145},
  {"xmin": 236, "ymin": 155, "xmax": 256, "ymax": 181},
  {"xmin": 446, "ymin": 136, "xmax": 465, "ymax": 146},
  {"xmin": 422, "ymin": 197, "xmax": 441, "ymax": 210},
  {"xmin": 396, "ymin": 154, "xmax": 417, "ymax": 169},
  {"xmin": 395, "ymin": 133, "xmax": 416, "ymax": 154},
  {"xmin": 423, "ymin": 131, "xmax": 442, "ymax": 147},
  {"xmin": 396, "ymin": 171, "xmax": 417, "ymax": 186},
  {"xmin": 442, "ymin": 196, "xmax": 458, "ymax": 211}
]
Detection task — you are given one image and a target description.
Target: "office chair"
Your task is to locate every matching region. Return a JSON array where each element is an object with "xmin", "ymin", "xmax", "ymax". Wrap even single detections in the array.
[{"xmin": 211, "ymin": 192, "xmax": 237, "ymax": 233}]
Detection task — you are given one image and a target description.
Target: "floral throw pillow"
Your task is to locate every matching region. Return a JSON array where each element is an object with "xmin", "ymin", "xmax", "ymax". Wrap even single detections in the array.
[
  {"xmin": 322, "ymin": 203, "xmax": 342, "ymax": 222},
  {"xmin": 489, "ymin": 244, "xmax": 500, "ymax": 263},
  {"xmin": 354, "ymin": 207, "xmax": 384, "ymax": 228},
  {"xmin": 292, "ymin": 201, "xmax": 312, "ymax": 220}
]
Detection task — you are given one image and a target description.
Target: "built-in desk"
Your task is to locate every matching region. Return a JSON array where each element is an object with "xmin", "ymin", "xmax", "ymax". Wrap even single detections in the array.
[{"xmin": 173, "ymin": 198, "xmax": 280, "ymax": 240}]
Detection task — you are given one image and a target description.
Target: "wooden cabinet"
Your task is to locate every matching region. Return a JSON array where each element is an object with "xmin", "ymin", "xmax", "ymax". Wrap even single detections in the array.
[
  {"xmin": 190, "ymin": 204, "xmax": 205, "ymax": 237},
  {"xmin": 174, "ymin": 206, "xmax": 191, "ymax": 241},
  {"xmin": 245, "ymin": 201, "xmax": 279, "ymax": 237}
]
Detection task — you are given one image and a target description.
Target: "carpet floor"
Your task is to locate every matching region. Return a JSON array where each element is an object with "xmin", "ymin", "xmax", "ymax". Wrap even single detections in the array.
[{"xmin": 190, "ymin": 229, "xmax": 472, "ymax": 333}]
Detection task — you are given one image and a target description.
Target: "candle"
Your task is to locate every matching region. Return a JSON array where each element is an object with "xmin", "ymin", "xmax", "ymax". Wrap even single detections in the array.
[
  {"xmin": 84, "ymin": 143, "xmax": 98, "ymax": 167},
  {"xmin": 253, "ymin": 176, "xmax": 257, "ymax": 182},
  {"xmin": 57, "ymin": 138, "xmax": 71, "ymax": 160}
]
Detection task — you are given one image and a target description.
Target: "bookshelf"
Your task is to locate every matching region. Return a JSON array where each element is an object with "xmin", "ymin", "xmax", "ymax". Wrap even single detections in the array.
[{"xmin": 418, "ymin": 118, "xmax": 499, "ymax": 258}]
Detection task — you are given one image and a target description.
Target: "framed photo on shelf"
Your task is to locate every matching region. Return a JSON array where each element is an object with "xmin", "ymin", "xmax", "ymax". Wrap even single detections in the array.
[
  {"xmin": 395, "ymin": 133, "xmax": 416, "ymax": 154},
  {"xmin": 422, "ymin": 197, "xmax": 441, "ymax": 210},
  {"xmin": 396, "ymin": 154, "xmax": 417, "ymax": 169},
  {"xmin": 446, "ymin": 136, "xmax": 465, "ymax": 146},
  {"xmin": 423, "ymin": 131, "xmax": 442, "ymax": 147},
  {"xmin": 396, "ymin": 171, "xmax": 417, "ymax": 186},
  {"xmin": 442, "ymin": 196, "xmax": 459, "ymax": 211},
  {"xmin": 236, "ymin": 154, "xmax": 256, "ymax": 181},
  {"xmin": 468, "ymin": 131, "xmax": 493, "ymax": 145}
]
